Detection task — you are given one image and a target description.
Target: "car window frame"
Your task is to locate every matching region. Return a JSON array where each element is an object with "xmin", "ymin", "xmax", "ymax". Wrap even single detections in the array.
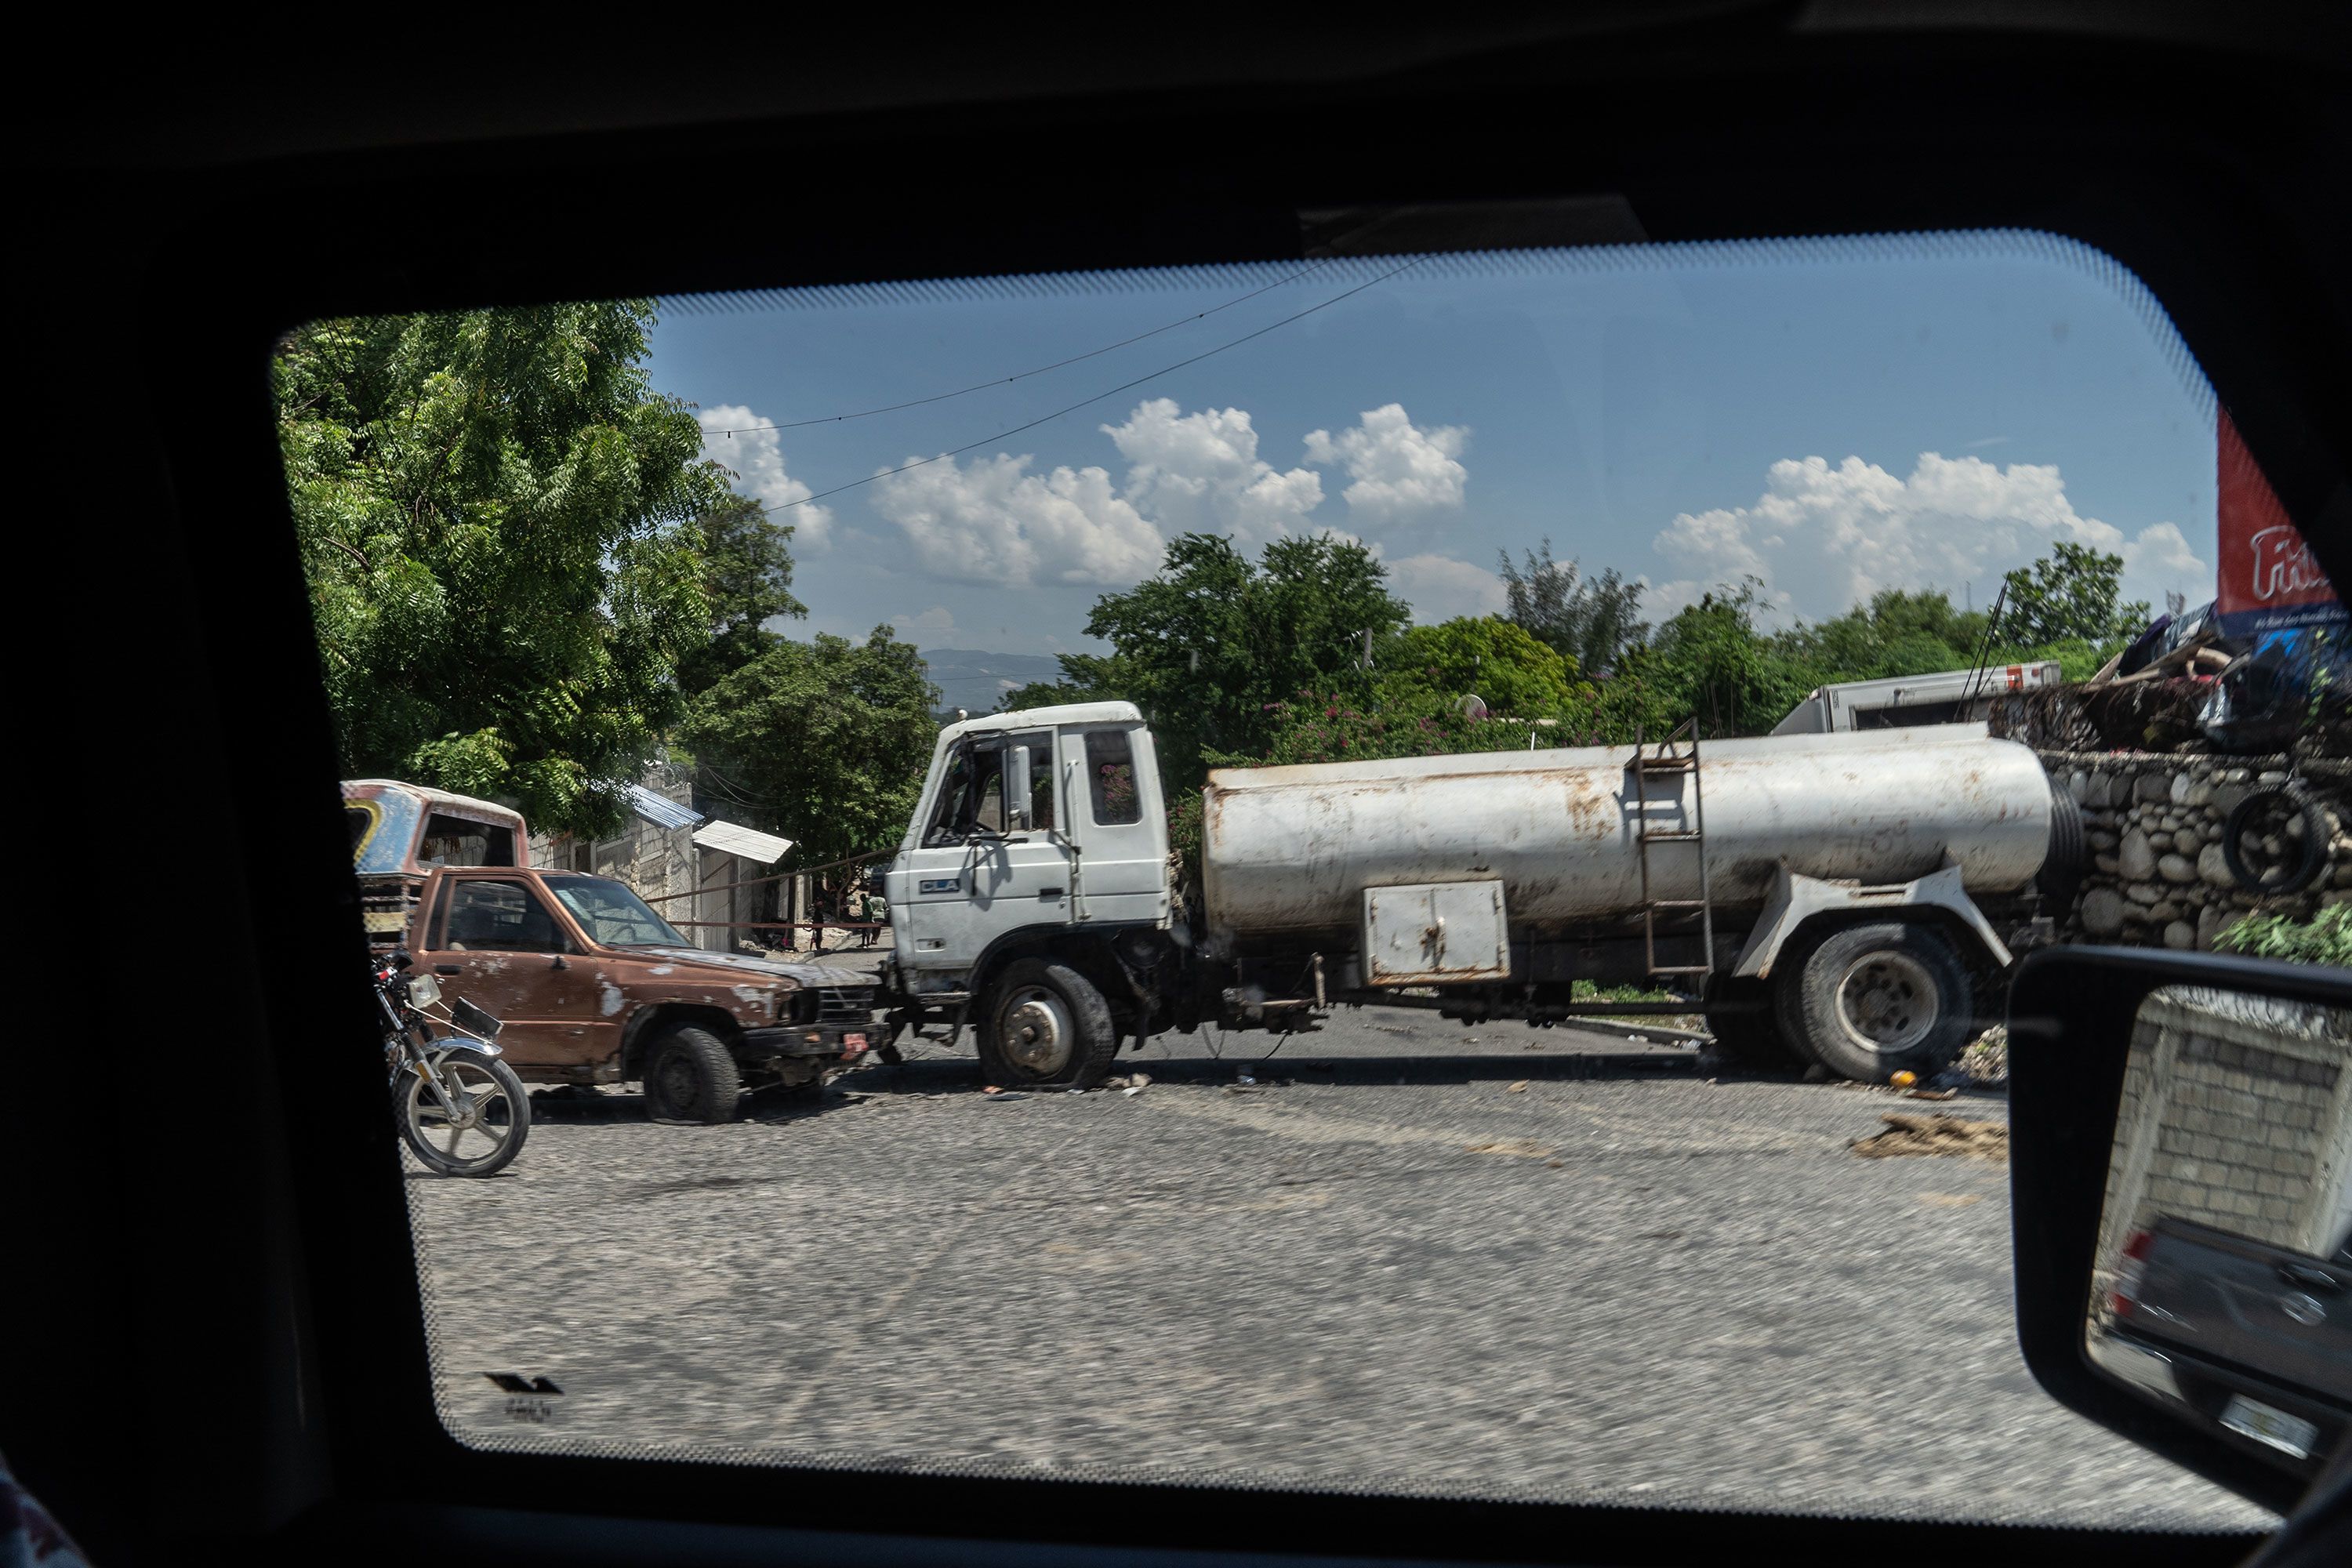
[{"xmin": 60, "ymin": 22, "xmax": 2350, "ymax": 1568}]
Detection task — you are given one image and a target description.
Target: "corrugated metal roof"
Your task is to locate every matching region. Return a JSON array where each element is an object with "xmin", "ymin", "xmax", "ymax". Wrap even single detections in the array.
[
  {"xmin": 692, "ymin": 820, "xmax": 793, "ymax": 866},
  {"xmin": 624, "ymin": 782, "xmax": 704, "ymax": 831}
]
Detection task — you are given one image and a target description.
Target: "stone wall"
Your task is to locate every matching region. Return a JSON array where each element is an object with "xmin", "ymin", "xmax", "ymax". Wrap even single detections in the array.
[
  {"xmin": 2038, "ymin": 750, "xmax": 2352, "ymax": 951},
  {"xmin": 2096, "ymin": 989, "xmax": 2350, "ymax": 1276}
]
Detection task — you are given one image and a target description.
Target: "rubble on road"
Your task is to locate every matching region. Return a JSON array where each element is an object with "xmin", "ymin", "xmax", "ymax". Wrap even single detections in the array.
[
  {"xmin": 1961, "ymin": 1025, "xmax": 2009, "ymax": 1085},
  {"xmin": 1851, "ymin": 1113, "xmax": 2009, "ymax": 1163}
]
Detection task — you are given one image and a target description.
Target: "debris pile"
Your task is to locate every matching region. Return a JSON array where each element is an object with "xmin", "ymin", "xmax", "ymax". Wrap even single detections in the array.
[{"xmin": 1850, "ymin": 1113, "xmax": 2009, "ymax": 1163}]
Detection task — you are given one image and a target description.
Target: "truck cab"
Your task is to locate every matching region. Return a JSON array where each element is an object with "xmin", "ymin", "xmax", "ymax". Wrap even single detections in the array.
[{"xmin": 881, "ymin": 703, "xmax": 1177, "ymax": 1083}]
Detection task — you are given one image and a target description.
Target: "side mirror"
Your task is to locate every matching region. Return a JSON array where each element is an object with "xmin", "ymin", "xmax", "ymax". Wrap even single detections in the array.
[
  {"xmin": 1003, "ymin": 746, "xmax": 1032, "ymax": 833},
  {"xmin": 2009, "ymin": 946, "xmax": 2350, "ymax": 1515}
]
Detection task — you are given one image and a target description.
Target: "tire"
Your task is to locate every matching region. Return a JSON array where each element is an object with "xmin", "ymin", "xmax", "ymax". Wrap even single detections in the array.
[
  {"xmin": 1775, "ymin": 921, "xmax": 1973, "ymax": 1083},
  {"xmin": 975, "ymin": 958, "xmax": 1117, "ymax": 1091},
  {"xmin": 641, "ymin": 1025, "xmax": 743, "ymax": 1124},
  {"xmin": 1702, "ymin": 978, "xmax": 1804, "ymax": 1069},
  {"xmin": 397, "ymin": 1051, "xmax": 529, "ymax": 1177},
  {"xmin": 2038, "ymin": 783, "xmax": 2088, "ymax": 911},
  {"xmin": 2221, "ymin": 782, "xmax": 2329, "ymax": 895}
]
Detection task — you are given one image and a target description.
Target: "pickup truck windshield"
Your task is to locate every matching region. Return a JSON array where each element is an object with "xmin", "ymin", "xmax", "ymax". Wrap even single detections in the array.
[{"xmin": 546, "ymin": 875, "xmax": 689, "ymax": 947}]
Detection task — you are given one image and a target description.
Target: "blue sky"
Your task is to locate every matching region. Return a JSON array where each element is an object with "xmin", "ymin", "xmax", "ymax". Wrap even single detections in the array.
[{"xmin": 648, "ymin": 236, "xmax": 2219, "ymax": 659}]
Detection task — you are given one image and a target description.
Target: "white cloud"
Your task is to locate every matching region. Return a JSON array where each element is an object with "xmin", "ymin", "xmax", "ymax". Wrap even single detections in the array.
[
  {"xmin": 1101, "ymin": 398, "xmax": 1323, "ymax": 545},
  {"xmin": 2122, "ymin": 521, "xmax": 2207, "ymax": 588},
  {"xmin": 1650, "ymin": 452, "xmax": 2209, "ymax": 624},
  {"xmin": 1386, "ymin": 553, "xmax": 1507, "ymax": 622},
  {"xmin": 869, "ymin": 452, "xmax": 1163, "ymax": 589},
  {"xmin": 891, "ymin": 605, "xmax": 958, "ymax": 641},
  {"xmin": 699, "ymin": 405, "xmax": 836, "ymax": 550},
  {"xmin": 1303, "ymin": 403, "xmax": 1469, "ymax": 528}
]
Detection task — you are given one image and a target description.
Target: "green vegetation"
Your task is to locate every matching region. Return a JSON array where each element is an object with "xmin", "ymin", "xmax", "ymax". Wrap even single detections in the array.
[
  {"xmin": 1004, "ymin": 532, "xmax": 1411, "ymax": 791},
  {"xmin": 680, "ymin": 630, "xmax": 939, "ymax": 868},
  {"xmin": 2212, "ymin": 906, "xmax": 2352, "ymax": 967},
  {"xmin": 278, "ymin": 304, "xmax": 726, "ymax": 837},
  {"xmin": 281, "ymin": 307, "xmax": 930, "ymax": 862}
]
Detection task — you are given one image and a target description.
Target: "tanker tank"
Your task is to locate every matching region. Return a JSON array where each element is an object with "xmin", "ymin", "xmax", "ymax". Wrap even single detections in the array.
[{"xmin": 1199, "ymin": 724, "xmax": 2056, "ymax": 942}]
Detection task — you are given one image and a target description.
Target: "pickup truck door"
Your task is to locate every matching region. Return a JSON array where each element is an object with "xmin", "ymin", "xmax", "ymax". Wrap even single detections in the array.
[
  {"xmin": 415, "ymin": 873, "xmax": 611, "ymax": 1073},
  {"xmin": 891, "ymin": 731, "xmax": 1075, "ymax": 978}
]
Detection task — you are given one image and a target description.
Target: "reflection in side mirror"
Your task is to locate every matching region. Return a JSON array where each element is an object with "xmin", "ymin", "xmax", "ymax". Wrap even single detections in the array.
[{"xmin": 2087, "ymin": 985, "xmax": 2351, "ymax": 1479}]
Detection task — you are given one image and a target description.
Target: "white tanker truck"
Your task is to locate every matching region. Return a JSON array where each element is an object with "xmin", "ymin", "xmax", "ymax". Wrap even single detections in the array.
[{"xmin": 873, "ymin": 702, "xmax": 2084, "ymax": 1086}]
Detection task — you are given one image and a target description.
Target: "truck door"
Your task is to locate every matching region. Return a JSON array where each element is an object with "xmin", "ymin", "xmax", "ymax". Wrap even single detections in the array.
[
  {"xmin": 1059, "ymin": 724, "xmax": 1167, "ymax": 925},
  {"xmin": 416, "ymin": 874, "xmax": 606, "ymax": 1072},
  {"xmin": 892, "ymin": 731, "xmax": 1075, "ymax": 975}
]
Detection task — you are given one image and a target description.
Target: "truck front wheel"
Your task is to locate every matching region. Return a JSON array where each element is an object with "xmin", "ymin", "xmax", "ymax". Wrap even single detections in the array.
[
  {"xmin": 975, "ymin": 959, "xmax": 1117, "ymax": 1091},
  {"xmin": 641, "ymin": 1025, "xmax": 742, "ymax": 1124},
  {"xmin": 1777, "ymin": 921, "xmax": 1971, "ymax": 1083}
]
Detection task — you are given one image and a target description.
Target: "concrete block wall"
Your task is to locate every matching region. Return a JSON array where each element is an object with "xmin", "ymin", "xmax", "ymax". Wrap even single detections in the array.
[
  {"xmin": 2098, "ymin": 990, "xmax": 2351, "ymax": 1276},
  {"xmin": 2038, "ymin": 750, "xmax": 2351, "ymax": 950}
]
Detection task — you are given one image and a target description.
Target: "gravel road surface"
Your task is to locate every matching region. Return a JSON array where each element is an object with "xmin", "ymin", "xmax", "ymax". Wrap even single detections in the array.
[{"xmin": 405, "ymin": 964, "xmax": 2269, "ymax": 1531}]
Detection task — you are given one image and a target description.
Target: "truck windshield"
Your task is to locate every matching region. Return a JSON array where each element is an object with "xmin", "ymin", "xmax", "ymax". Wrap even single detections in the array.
[{"xmin": 546, "ymin": 876, "xmax": 689, "ymax": 946}]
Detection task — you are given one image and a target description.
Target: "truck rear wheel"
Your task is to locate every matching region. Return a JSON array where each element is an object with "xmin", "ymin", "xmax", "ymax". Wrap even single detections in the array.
[
  {"xmin": 975, "ymin": 958, "xmax": 1116, "ymax": 1091},
  {"xmin": 1777, "ymin": 921, "xmax": 1971, "ymax": 1083},
  {"xmin": 1702, "ymin": 979, "xmax": 1803, "ymax": 1069},
  {"xmin": 641, "ymin": 1025, "xmax": 742, "ymax": 1124}
]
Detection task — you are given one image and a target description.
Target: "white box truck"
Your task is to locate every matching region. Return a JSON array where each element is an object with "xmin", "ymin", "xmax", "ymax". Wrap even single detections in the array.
[{"xmin": 1769, "ymin": 662, "xmax": 2066, "ymax": 735}]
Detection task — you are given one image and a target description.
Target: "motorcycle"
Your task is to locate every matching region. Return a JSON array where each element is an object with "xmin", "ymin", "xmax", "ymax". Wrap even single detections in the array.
[{"xmin": 373, "ymin": 949, "xmax": 528, "ymax": 1177}]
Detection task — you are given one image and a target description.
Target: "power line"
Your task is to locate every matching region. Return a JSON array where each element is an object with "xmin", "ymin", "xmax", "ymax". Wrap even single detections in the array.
[
  {"xmin": 705, "ymin": 260, "xmax": 1334, "ymax": 437},
  {"xmin": 763, "ymin": 256, "xmax": 1425, "ymax": 516}
]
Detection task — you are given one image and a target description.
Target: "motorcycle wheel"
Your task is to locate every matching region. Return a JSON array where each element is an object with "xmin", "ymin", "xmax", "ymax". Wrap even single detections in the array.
[{"xmin": 397, "ymin": 1051, "xmax": 530, "ymax": 1177}]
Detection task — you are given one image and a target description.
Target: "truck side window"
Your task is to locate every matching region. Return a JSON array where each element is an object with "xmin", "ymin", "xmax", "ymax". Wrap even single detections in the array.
[
  {"xmin": 441, "ymin": 880, "xmax": 568, "ymax": 953},
  {"xmin": 1086, "ymin": 731, "xmax": 1141, "ymax": 825},
  {"xmin": 1027, "ymin": 743, "xmax": 1055, "ymax": 832}
]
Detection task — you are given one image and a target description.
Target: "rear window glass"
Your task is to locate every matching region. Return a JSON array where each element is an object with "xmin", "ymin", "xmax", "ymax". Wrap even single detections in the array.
[{"xmin": 418, "ymin": 813, "xmax": 514, "ymax": 868}]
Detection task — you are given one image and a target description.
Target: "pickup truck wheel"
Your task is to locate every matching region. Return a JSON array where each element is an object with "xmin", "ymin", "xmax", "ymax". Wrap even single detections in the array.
[
  {"xmin": 1777, "ymin": 921, "xmax": 1970, "ymax": 1083},
  {"xmin": 641, "ymin": 1026, "xmax": 742, "ymax": 1124},
  {"xmin": 1702, "ymin": 980, "xmax": 1802, "ymax": 1069},
  {"xmin": 975, "ymin": 959, "xmax": 1116, "ymax": 1091}
]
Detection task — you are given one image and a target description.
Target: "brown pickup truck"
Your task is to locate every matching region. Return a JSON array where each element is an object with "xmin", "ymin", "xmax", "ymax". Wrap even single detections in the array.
[{"xmin": 403, "ymin": 863, "xmax": 878, "ymax": 1123}]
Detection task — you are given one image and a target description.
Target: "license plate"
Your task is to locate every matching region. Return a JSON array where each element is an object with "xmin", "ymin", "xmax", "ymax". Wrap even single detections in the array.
[
  {"xmin": 844, "ymin": 1033, "xmax": 867, "ymax": 1052},
  {"xmin": 2219, "ymin": 1394, "xmax": 2318, "ymax": 1458}
]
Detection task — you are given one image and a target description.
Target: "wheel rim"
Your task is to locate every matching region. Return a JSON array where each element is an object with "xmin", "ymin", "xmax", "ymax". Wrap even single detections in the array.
[
  {"xmin": 997, "ymin": 985, "xmax": 1074, "ymax": 1076},
  {"xmin": 651, "ymin": 1049, "xmax": 699, "ymax": 1112},
  {"xmin": 408, "ymin": 1056, "xmax": 517, "ymax": 1171},
  {"xmin": 1834, "ymin": 951, "xmax": 1939, "ymax": 1055}
]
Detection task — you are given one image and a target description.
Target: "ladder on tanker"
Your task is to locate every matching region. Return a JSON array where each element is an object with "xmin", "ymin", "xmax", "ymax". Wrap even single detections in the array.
[{"xmin": 1631, "ymin": 718, "xmax": 1716, "ymax": 982}]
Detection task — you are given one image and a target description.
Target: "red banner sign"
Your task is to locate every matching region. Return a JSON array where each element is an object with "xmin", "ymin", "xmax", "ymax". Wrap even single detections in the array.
[{"xmin": 2214, "ymin": 407, "xmax": 2343, "ymax": 637}]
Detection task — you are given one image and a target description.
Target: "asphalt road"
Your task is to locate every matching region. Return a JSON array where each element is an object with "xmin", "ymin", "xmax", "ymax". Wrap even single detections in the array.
[{"xmin": 404, "ymin": 968, "xmax": 2270, "ymax": 1532}]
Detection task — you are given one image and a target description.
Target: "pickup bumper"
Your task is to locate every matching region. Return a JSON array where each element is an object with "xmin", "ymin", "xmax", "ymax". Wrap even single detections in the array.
[{"xmin": 740, "ymin": 1023, "xmax": 873, "ymax": 1062}]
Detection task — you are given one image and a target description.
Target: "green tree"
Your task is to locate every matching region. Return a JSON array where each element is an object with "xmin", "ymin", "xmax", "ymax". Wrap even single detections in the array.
[
  {"xmin": 1498, "ymin": 539, "xmax": 1649, "ymax": 673},
  {"xmin": 677, "ymin": 491, "xmax": 804, "ymax": 698},
  {"xmin": 681, "ymin": 629, "xmax": 941, "ymax": 868},
  {"xmin": 1604, "ymin": 581, "xmax": 1818, "ymax": 739},
  {"xmin": 1011, "ymin": 532, "xmax": 1413, "ymax": 792},
  {"xmin": 1997, "ymin": 542, "xmax": 2150, "ymax": 647},
  {"xmin": 277, "ymin": 303, "xmax": 727, "ymax": 836},
  {"xmin": 1378, "ymin": 616, "xmax": 1584, "ymax": 718}
]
